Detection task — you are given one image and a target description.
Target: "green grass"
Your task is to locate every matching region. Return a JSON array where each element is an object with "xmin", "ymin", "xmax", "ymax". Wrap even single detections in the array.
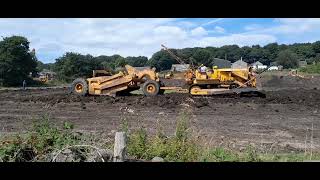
[
  {"xmin": 299, "ymin": 63, "xmax": 320, "ymax": 74},
  {"xmin": 45, "ymin": 79, "xmax": 69, "ymax": 87},
  {"xmin": 2, "ymin": 114, "xmax": 320, "ymax": 162},
  {"xmin": 126, "ymin": 111, "xmax": 200, "ymax": 162},
  {"xmin": 0, "ymin": 116, "xmax": 82, "ymax": 162},
  {"xmin": 124, "ymin": 112, "xmax": 320, "ymax": 162}
]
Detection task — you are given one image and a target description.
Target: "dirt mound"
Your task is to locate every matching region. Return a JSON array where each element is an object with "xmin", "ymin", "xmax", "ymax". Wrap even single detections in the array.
[{"xmin": 260, "ymin": 74, "xmax": 320, "ymax": 90}]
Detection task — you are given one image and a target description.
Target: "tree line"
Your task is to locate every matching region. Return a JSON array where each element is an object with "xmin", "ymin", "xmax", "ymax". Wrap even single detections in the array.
[
  {"xmin": 2, "ymin": 35, "xmax": 320, "ymax": 86},
  {"xmin": 149, "ymin": 43, "xmax": 320, "ymax": 71},
  {"xmin": 49, "ymin": 41, "xmax": 320, "ymax": 81}
]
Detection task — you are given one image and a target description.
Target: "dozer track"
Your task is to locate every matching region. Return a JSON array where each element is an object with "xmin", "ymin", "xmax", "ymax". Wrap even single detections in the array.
[{"xmin": 189, "ymin": 85, "xmax": 265, "ymax": 98}]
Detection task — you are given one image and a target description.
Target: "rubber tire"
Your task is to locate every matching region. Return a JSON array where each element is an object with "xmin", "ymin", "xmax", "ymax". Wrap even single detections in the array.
[
  {"xmin": 142, "ymin": 80, "xmax": 160, "ymax": 96},
  {"xmin": 71, "ymin": 78, "xmax": 88, "ymax": 96}
]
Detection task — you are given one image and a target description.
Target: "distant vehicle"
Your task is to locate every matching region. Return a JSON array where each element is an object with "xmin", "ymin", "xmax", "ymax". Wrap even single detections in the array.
[
  {"xmin": 268, "ymin": 66, "xmax": 279, "ymax": 71},
  {"xmin": 253, "ymin": 65, "xmax": 267, "ymax": 70}
]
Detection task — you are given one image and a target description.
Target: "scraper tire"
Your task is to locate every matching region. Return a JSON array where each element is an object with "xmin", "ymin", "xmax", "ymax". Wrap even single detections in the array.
[
  {"xmin": 71, "ymin": 78, "xmax": 88, "ymax": 96},
  {"xmin": 142, "ymin": 80, "xmax": 160, "ymax": 96}
]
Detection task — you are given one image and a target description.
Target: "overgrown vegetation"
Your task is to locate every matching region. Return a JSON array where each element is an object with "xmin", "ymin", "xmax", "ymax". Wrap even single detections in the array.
[
  {"xmin": 1, "ymin": 114, "xmax": 320, "ymax": 162},
  {"xmin": 299, "ymin": 63, "xmax": 320, "ymax": 74},
  {"xmin": 125, "ymin": 112, "xmax": 320, "ymax": 162},
  {"xmin": 0, "ymin": 116, "xmax": 82, "ymax": 162},
  {"xmin": 127, "ymin": 112, "xmax": 200, "ymax": 162}
]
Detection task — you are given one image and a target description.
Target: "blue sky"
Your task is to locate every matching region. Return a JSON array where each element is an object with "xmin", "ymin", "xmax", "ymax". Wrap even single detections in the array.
[{"xmin": 1, "ymin": 18, "xmax": 320, "ymax": 63}]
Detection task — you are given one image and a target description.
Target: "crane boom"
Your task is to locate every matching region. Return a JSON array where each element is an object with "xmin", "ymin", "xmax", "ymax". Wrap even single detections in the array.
[{"xmin": 161, "ymin": 44, "xmax": 185, "ymax": 65}]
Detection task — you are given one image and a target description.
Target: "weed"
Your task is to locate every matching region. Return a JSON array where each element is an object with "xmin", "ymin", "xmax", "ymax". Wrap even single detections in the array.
[
  {"xmin": 299, "ymin": 63, "xmax": 320, "ymax": 74},
  {"xmin": 127, "ymin": 127, "xmax": 147, "ymax": 159},
  {"xmin": 242, "ymin": 145, "xmax": 261, "ymax": 162},
  {"xmin": 127, "ymin": 112, "xmax": 199, "ymax": 162},
  {"xmin": 120, "ymin": 118, "xmax": 129, "ymax": 133},
  {"xmin": 0, "ymin": 117, "xmax": 81, "ymax": 162},
  {"xmin": 200, "ymin": 147, "xmax": 240, "ymax": 162},
  {"xmin": 63, "ymin": 122, "xmax": 74, "ymax": 130}
]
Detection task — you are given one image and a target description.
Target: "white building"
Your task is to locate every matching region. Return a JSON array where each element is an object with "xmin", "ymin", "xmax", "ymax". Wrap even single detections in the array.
[
  {"xmin": 251, "ymin": 61, "xmax": 267, "ymax": 70},
  {"xmin": 268, "ymin": 66, "xmax": 279, "ymax": 71}
]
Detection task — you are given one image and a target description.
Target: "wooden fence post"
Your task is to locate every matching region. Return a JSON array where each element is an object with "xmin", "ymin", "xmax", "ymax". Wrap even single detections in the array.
[{"xmin": 113, "ymin": 132, "xmax": 127, "ymax": 162}]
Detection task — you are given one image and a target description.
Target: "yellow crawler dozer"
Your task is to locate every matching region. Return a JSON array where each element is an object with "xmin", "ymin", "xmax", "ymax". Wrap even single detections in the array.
[
  {"xmin": 186, "ymin": 66, "xmax": 264, "ymax": 97},
  {"xmin": 71, "ymin": 65, "xmax": 162, "ymax": 97}
]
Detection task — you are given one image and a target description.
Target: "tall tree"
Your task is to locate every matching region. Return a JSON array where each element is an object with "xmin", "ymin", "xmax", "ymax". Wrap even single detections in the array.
[
  {"xmin": 276, "ymin": 50, "xmax": 299, "ymax": 69},
  {"xmin": 125, "ymin": 56, "xmax": 148, "ymax": 67},
  {"xmin": 54, "ymin": 52, "xmax": 101, "ymax": 82},
  {"xmin": 148, "ymin": 50, "xmax": 177, "ymax": 71},
  {"xmin": 192, "ymin": 49, "xmax": 211, "ymax": 66},
  {"xmin": 0, "ymin": 36, "xmax": 37, "ymax": 86}
]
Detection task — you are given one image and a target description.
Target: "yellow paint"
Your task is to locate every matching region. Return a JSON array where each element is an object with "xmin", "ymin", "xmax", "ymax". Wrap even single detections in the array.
[
  {"xmin": 188, "ymin": 66, "xmax": 257, "ymax": 95},
  {"xmin": 86, "ymin": 65, "xmax": 159, "ymax": 96}
]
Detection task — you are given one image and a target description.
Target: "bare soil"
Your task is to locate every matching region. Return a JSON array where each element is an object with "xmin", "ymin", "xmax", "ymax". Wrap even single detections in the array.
[{"xmin": 1, "ymin": 73, "xmax": 320, "ymax": 152}]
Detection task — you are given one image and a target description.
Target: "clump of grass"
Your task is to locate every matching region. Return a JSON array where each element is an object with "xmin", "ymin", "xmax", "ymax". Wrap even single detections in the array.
[
  {"xmin": 127, "ymin": 127, "xmax": 148, "ymax": 159},
  {"xmin": 0, "ymin": 116, "xmax": 80, "ymax": 162},
  {"xmin": 45, "ymin": 79, "xmax": 68, "ymax": 87},
  {"xmin": 199, "ymin": 147, "xmax": 241, "ymax": 162},
  {"xmin": 120, "ymin": 118, "xmax": 129, "ymax": 134},
  {"xmin": 125, "ymin": 111, "xmax": 320, "ymax": 162},
  {"xmin": 242, "ymin": 145, "xmax": 261, "ymax": 162},
  {"xmin": 127, "ymin": 112, "xmax": 200, "ymax": 162},
  {"xmin": 299, "ymin": 63, "xmax": 320, "ymax": 74}
]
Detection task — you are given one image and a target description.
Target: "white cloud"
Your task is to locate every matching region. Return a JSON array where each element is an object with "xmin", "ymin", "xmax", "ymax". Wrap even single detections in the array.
[
  {"xmin": 213, "ymin": 26, "xmax": 225, "ymax": 33},
  {"xmin": 244, "ymin": 24, "xmax": 263, "ymax": 31},
  {"xmin": 191, "ymin": 27, "xmax": 208, "ymax": 37},
  {"xmin": 248, "ymin": 18, "xmax": 320, "ymax": 35},
  {"xmin": 194, "ymin": 34, "xmax": 277, "ymax": 47},
  {"xmin": 202, "ymin": 18, "xmax": 224, "ymax": 26},
  {"xmin": 175, "ymin": 21, "xmax": 197, "ymax": 28},
  {"xmin": 2, "ymin": 18, "xmax": 319, "ymax": 63}
]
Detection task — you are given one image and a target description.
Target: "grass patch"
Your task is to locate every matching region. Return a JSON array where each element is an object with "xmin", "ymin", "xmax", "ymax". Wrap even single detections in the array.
[
  {"xmin": 2, "ymin": 114, "xmax": 320, "ymax": 162},
  {"xmin": 299, "ymin": 63, "xmax": 320, "ymax": 74},
  {"xmin": 0, "ymin": 116, "xmax": 82, "ymax": 162},
  {"xmin": 125, "ymin": 112, "xmax": 320, "ymax": 162},
  {"xmin": 45, "ymin": 79, "xmax": 69, "ymax": 87},
  {"xmin": 127, "ymin": 112, "xmax": 200, "ymax": 162}
]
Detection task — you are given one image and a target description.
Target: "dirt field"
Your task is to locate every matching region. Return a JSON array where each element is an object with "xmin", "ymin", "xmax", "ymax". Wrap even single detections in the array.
[{"xmin": 1, "ymin": 72, "xmax": 320, "ymax": 152}]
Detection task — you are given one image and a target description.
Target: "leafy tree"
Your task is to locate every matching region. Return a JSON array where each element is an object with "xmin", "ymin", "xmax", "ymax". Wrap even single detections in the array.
[
  {"xmin": 125, "ymin": 56, "xmax": 148, "ymax": 67},
  {"xmin": 192, "ymin": 49, "xmax": 211, "ymax": 66},
  {"xmin": 115, "ymin": 57, "xmax": 127, "ymax": 67},
  {"xmin": 36, "ymin": 60, "xmax": 45, "ymax": 72},
  {"xmin": 148, "ymin": 50, "xmax": 177, "ymax": 71},
  {"xmin": 0, "ymin": 36, "xmax": 37, "ymax": 86},
  {"xmin": 312, "ymin": 41, "xmax": 320, "ymax": 54},
  {"xmin": 276, "ymin": 50, "xmax": 299, "ymax": 69},
  {"xmin": 36, "ymin": 60, "xmax": 55, "ymax": 72},
  {"xmin": 54, "ymin": 53, "xmax": 102, "ymax": 82},
  {"xmin": 264, "ymin": 43, "xmax": 279, "ymax": 60}
]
